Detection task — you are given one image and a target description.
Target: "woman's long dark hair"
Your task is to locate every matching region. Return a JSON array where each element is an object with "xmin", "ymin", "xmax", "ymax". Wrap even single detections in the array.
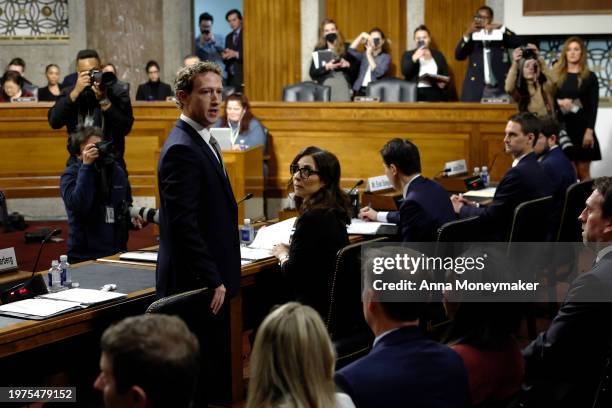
[
  {"xmin": 220, "ymin": 93, "xmax": 255, "ymax": 134},
  {"xmin": 514, "ymin": 58, "xmax": 549, "ymax": 113},
  {"xmin": 289, "ymin": 146, "xmax": 351, "ymax": 225}
]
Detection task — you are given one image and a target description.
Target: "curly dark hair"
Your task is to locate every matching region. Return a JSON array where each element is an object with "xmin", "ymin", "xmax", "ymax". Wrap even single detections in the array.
[{"xmin": 289, "ymin": 146, "xmax": 351, "ymax": 225}]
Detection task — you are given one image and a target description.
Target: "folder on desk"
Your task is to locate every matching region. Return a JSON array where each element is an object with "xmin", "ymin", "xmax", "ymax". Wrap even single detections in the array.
[
  {"xmin": 119, "ymin": 251, "xmax": 158, "ymax": 263},
  {"xmin": 347, "ymin": 218, "xmax": 398, "ymax": 235},
  {"xmin": 0, "ymin": 288, "xmax": 127, "ymax": 320}
]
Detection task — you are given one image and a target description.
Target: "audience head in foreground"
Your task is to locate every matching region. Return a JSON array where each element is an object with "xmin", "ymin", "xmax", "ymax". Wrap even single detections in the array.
[
  {"xmin": 94, "ymin": 314, "xmax": 199, "ymax": 408},
  {"xmin": 334, "ymin": 251, "xmax": 470, "ymax": 408},
  {"xmin": 183, "ymin": 54, "xmax": 201, "ymax": 67},
  {"xmin": 174, "ymin": 61, "xmax": 223, "ymax": 127},
  {"xmin": 247, "ymin": 302, "xmax": 355, "ymax": 408}
]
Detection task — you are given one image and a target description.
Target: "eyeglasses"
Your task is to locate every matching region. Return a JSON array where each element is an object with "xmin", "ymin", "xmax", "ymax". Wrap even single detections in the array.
[{"xmin": 290, "ymin": 164, "xmax": 319, "ymax": 179}]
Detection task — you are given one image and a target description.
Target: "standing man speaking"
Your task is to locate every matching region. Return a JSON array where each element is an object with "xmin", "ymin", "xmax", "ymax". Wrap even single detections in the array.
[{"xmin": 156, "ymin": 61, "xmax": 239, "ymax": 313}]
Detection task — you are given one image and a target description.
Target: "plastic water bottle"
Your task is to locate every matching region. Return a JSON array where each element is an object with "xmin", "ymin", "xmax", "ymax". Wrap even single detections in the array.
[
  {"xmin": 480, "ymin": 166, "xmax": 489, "ymax": 187},
  {"xmin": 240, "ymin": 218, "xmax": 255, "ymax": 246},
  {"xmin": 473, "ymin": 167, "xmax": 480, "ymax": 177},
  {"xmin": 48, "ymin": 260, "xmax": 61, "ymax": 291},
  {"xmin": 59, "ymin": 255, "xmax": 71, "ymax": 286}
]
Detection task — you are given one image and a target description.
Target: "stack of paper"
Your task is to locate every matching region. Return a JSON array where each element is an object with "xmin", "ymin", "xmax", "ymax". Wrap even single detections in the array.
[
  {"xmin": 347, "ymin": 218, "xmax": 398, "ymax": 235},
  {"xmin": 119, "ymin": 251, "xmax": 158, "ymax": 263},
  {"xmin": 249, "ymin": 217, "xmax": 295, "ymax": 250}
]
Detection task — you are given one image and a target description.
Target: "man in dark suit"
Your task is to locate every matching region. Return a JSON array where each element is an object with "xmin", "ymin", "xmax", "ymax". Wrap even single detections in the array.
[
  {"xmin": 359, "ymin": 138, "xmax": 455, "ymax": 241},
  {"xmin": 455, "ymin": 5, "xmax": 523, "ymax": 101},
  {"xmin": 156, "ymin": 60, "xmax": 239, "ymax": 309},
  {"xmin": 535, "ymin": 116, "xmax": 578, "ymax": 238},
  {"xmin": 451, "ymin": 112, "xmax": 553, "ymax": 241},
  {"xmin": 335, "ymin": 254, "xmax": 470, "ymax": 408},
  {"xmin": 523, "ymin": 177, "xmax": 612, "ymax": 407},
  {"xmin": 223, "ymin": 9, "xmax": 243, "ymax": 91}
]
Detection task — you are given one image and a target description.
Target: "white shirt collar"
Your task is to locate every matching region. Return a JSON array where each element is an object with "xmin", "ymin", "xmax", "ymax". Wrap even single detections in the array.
[
  {"xmin": 512, "ymin": 153, "xmax": 529, "ymax": 167},
  {"xmin": 373, "ymin": 327, "xmax": 400, "ymax": 348},
  {"xmin": 403, "ymin": 174, "xmax": 422, "ymax": 198},
  {"xmin": 596, "ymin": 245, "xmax": 612, "ymax": 264},
  {"xmin": 180, "ymin": 113, "xmax": 221, "ymax": 163}
]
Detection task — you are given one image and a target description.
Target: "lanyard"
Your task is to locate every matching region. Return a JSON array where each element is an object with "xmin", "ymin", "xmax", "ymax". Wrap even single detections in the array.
[{"xmin": 229, "ymin": 121, "xmax": 240, "ymax": 145}]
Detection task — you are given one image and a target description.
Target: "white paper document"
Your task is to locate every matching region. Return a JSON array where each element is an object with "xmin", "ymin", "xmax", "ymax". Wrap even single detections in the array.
[
  {"xmin": 241, "ymin": 246, "xmax": 273, "ymax": 261},
  {"xmin": 347, "ymin": 218, "xmax": 397, "ymax": 235},
  {"xmin": 0, "ymin": 298, "xmax": 83, "ymax": 319},
  {"xmin": 118, "ymin": 251, "xmax": 158, "ymax": 263},
  {"xmin": 463, "ymin": 187, "xmax": 496, "ymax": 199},
  {"xmin": 249, "ymin": 217, "xmax": 295, "ymax": 250},
  {"xmin": 40, "ymin": 288, "xmax": 126, "ymax": 305}
]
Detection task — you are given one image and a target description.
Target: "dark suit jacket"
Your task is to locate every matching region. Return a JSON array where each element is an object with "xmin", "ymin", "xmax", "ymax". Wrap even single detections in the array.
[
  {"xmin": 335, "ymin": 326, "xmax": 471, "ymax": 408},
  {"xmin": 455, "ymin": 28, "xmax": 523, "ymax": 101},
  {"xmin": 224, "ymin": 29, "xmax": 243, "ymax": 89},
  {"xmin": 401, "ymin": 48, "xmax": 449, "ymax": 82},
  {"xmin": 523, "ymin": 251, "xmax": 612, "ymax": 407},
  {"xmin": 281, "ymin": 208, "xmax": 349, "ymax": 317},
  {"xmin": 460, "ymin": 152, "xmax": 552, "ymax": 241},
  {"xmin": 398, "ymin": 176, "xmax": 456, "ymax": 242},
  {"xmin": 156, "ymin": 119, "xmax": 240, "ymax": 299},
  {"xmin": 540, "ymin": 147, "xmax": 577, "ymax": 237},
  {"xmin": 309, "ymin": 43, "xmax": 360, "ymax": 87}
]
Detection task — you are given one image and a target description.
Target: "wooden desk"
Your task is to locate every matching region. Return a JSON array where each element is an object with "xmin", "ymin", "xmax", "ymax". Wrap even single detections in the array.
[{"xmin": 1, "ymin": 102, "xmax": 516, "ymax": 203}]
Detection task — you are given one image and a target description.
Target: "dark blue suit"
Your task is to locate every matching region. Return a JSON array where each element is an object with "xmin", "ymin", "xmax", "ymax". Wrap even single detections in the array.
[
  {"xmin": 523, "ymin": 251, "xmax": 612, "ymax": 407},
  {"xmin": 156, "ymin": 119, "xmax": 240, "ymax": 299},
  {"xmin": 455, "ymin": 28, "xmax": 523, "ymax": 102},
  {"xmin": 539, "ymin": 147, "xmax": 577, "ymax": 238},
  {"xmin": 335, "ymin": 326, "xmax": 471, "ymax": 408},
  {"xmin": 460, "ymin": 152, "xmax": 552, "ymax": 241},
  {"xmin": 385, "ymin": 177, "xmax": 456, "ymax": 241}
]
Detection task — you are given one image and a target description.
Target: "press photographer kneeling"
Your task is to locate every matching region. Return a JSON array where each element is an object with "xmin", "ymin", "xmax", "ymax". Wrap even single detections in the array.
[{"xmin": 60, "ymin": 126, "xmax": 148, "ymax": 264}]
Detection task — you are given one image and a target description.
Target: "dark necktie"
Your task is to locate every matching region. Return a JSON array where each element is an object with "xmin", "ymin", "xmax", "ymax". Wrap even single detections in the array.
[{"xmin": 208, "ymin": 135, "xmax": 225, "ymax": 172}]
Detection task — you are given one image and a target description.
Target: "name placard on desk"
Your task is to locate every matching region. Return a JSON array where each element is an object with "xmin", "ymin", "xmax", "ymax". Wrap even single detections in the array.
[{"xmin": 0, "ymin": 247, "xmax": 18, "ymax": 273}]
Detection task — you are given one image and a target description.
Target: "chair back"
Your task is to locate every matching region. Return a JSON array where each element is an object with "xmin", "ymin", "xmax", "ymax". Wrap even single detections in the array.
[
  {"xmin": 282, "ymin": 81, "xmax": 331, "ymax": 102},
  {"xmin": 435, "ymin": 216, "xmax": 481, "ymax": 259},
  {"xmin": 366, "ymin": 78, "xmax": 417, "ymax": 102},
  {"xmin": 146, "ymin": 288, "xmax": 210, "ymax": 328},
  {"xmin": 556, "ymin": 179, "xmax": 593, "ymax": 242},
  {"xmin": 508, "ymin": 196, "xmax": 554, "ymax": 243}
]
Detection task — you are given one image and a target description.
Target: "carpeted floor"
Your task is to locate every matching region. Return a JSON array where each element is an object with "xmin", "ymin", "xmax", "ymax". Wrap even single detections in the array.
[{"xmin": 0, "ymin": 220, "xmax": 158, "ymax": 272}]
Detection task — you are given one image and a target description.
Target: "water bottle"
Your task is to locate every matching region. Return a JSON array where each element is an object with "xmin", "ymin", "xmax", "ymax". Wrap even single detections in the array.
[
  {"xmin": 48, "ymin": 260, "xmax": 61, "ymax": 291},
  {"xmin": 473, "ymin": 167, "xmax": 480, "ymax": 177},
  {"xmin": 59, "ymin": 255, "xmax": 71, "ymax": 286},
  {"xmin": 480, "ymin": 166, "xmax": 489, "ymax": 187},
  {"xmin": 238, "ymin": 139, "xmax": 247, "ymax": 151},
  {"xmin": 240, "ymin": 218, "xmax": 255, "ymax": 246}
]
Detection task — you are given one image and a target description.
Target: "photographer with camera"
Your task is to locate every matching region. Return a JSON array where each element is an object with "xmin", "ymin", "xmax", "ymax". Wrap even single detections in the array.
[
  {"xmin": 48, "ymin": 49, "xmax": 134, "ymax": 171},
  {"xmin": 505, "ymin": 44, "xmax": 555, "ymax": 117},
  {"xmin": 401, "ymin": 25, "xmax": 450, "ymax": 101},
  {"xmin": 455, "ymin": 5, "xmax": 523, "ymax": 101},
  {"xmin": 60, "ymin": 126, "xmax": 143, "ymax": 263},
  {"xmin": 348, "ymin": 28, "xmax": 391, "ymax": 96}
]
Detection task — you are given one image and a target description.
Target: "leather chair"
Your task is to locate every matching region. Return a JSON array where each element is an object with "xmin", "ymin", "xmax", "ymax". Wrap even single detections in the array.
[
  {"xmin": 326, "ymin": 237, "xmax": 387, "ymax": 369},
  {"xmin": 508, "ymin": 196, "xmax": 554, "ymax": 243},
  {"xmin": 556, "ymin": 179, "xmax": 594, "ymax": 242},
  {"xmin": 282, "ymin": 81, "xmax": 331, "ymax": 102},
  {"xmin": 366, "ymin": 78, "xmax": 417, "ymax": 102}
]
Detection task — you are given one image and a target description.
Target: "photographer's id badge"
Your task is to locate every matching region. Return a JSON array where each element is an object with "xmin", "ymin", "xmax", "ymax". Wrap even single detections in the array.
[{"xmin": 105, "ymin": 206, "xmax": 115, "ymax": 224}]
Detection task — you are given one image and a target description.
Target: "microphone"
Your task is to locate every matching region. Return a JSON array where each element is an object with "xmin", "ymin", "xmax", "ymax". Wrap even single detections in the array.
[
  {"xmin": 487, "ymin": 149, "xmax": 506, "ymax": 181},
  {"xmin": 237, "ymin": 193, "xmax": 254, "ymax": 206},
  {"xmin": 0, "ymin": 228, "xmax": 61, "ymax": 304},
  {"xmin": 348, "ymin": 179, "xmax": 364, "ymax": 195}
]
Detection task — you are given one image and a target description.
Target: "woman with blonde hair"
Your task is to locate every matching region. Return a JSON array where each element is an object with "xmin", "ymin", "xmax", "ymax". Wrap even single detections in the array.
[
  {"xmin": 246, "ymin": 302, "xmax": 355, "ymax": 408},
  {"xmin": 552, "ymin": 36, "xmax": 600, "ymax": 180}
]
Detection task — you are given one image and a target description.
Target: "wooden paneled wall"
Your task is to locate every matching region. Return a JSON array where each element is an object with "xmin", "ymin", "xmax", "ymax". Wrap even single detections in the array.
[
  {"xmin": 243, "ymin": 0, "xmax": 302, "ymax": 101},
  {"xmin": 524, "ymin": 0, "xmax": 612, "ymax": 15},
  {"xmin": 326, "ymin": 0, "xmax": 406, "ymax": 77},
  {"xmin": 425, "ymin": 0, "xmax": 482, "ymax": 100}
]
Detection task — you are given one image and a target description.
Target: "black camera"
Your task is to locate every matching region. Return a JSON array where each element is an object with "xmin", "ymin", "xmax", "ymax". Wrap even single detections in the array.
[
  {"xmin": 417, "ymin": 40, "xmax": 426, "ymax": 48},
  {"xmin": 520, "ymin": 46, "xmax": 536, "ymax": 60},
  {"xmin": 373, "ymin": 38, "xmax": 381, "ymax": 46},
  {"xmin": 89, "ymin": 69, "xmax": 117, "ymax": 90},
  {"xmin": 202, "ymin": 29, "xmax": 211, "ymax": 35},
  {"xmin": 94, "ymin": 140, "xmax": 113, "ymax": 157}
]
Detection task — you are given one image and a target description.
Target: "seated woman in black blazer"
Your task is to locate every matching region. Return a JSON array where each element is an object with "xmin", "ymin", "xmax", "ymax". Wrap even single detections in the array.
[
  {"xmin": 401, "ymin": 25, "xmax": 450, "ymax": 101},
  {"xmin": 272, "ymin": 146, "xmax": 351, "ymax": 317}
]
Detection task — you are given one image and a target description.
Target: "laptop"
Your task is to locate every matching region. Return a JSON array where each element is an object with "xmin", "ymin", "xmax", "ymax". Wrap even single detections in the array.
[{"xmin": 210, "ymin": 128, "xmax": 233, "ymax": 151}]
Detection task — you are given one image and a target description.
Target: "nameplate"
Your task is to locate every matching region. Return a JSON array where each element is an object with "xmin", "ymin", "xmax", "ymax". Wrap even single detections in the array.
[
  {"xmin": 354, "ymin": 96, "xmax": 380, "ymax": 102},
  {"xmin": 444, "ymin": 159, "xmax": 468, "ymax": 177},
  {"xmin": 11, "ymin": 97, "xmax": 37, "ymax": 102},
  {"xmin": 0, "ymin": 247, "xmax": 18, "ymax": 273},
  {"xmin": 367, "ymin": 175, "xmax": 393, "ymax": 193}
]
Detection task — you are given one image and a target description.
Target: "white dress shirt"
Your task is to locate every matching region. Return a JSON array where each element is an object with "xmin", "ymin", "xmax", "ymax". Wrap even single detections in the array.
[
  {"xmin": 180, "ymin": 113, "xmax": 221, "ymax": 164},
  {"xmin": 512, "ymin": 152, "xmax": 529, "ymax": 168},
  {"xmin": 417, "ymin": 57, "xmax": 438, "ymax": 88}
]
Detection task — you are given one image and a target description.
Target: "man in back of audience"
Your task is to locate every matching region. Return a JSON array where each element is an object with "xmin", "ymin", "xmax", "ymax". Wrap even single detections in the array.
[
  {"xmin": 6, "ymin": 57, "xmax": 37, "ymax": 95},
  {"xmin": 451, "ymin": 112, "xmax": 552, "ymax": 241},
  {"xmin": 94, "ymin": 314, "xmax": 200, "ymax": 408},
  {"xmin": 523, "ymin": 177, "xmax": 612, "ymax": 407},
  {"xmin": 195, "ymin": 12, "xmax": 226, "ymax": 79},
  {"xmin": 335, "ymin": 253, "xmax": 470, "ymax": 407},
  {"xmin": 359, "ymin": 138, "xmax": 455, "ymax": 241},
  {"xmin": 535, "ymin": 116, "xmax": 577, "ymax": 238},
  {"xmin": 223, "ymin": 9, "xmax": 243, "ymax": 91}
]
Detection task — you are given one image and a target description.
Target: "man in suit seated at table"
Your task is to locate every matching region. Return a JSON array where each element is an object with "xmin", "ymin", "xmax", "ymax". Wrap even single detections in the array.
[
  {"xmin": 523, "ymin": 177, "xmax": 612, "ymax": 407},
  {"xmin": 358, "ymin": 138, "xmax": 455, "ymax": 241},
  {"xmin": 535, "ymin": 116, "xmax": 577, "ymax": 237},
  {"xmin": 94, "ymin": 314, "xmax": 200, "ymax": 408},
  {"xmin": 451, "ymin": 112, "xmax": 552, "ymax": 241},
  {"xmin": 335, "ymin": 253, "xmax": 470, "ymax": 408}
]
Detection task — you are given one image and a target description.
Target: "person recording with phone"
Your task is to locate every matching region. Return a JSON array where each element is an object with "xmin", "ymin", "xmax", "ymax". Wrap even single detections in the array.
[
  {"xmin": 401, "ymin": 25, "xmax": 450, "ymax": 101},
  {"xmin": 455, "ymin": 5, "xmax": 523, "ymax": 101},
  {"xmin": 505, "ymin": 44, "xmax": 555, "ymax": 117},
  {"xmin": 48, "ymin": 49, "xmax": 134, "ymax": 170},
  {"xmin": 348, "ymin": 28, "xmax": 391, "ymax": 96},
  {"xmin": 60, "ymin": 126, "xmax": 143, "ymax": 264}
]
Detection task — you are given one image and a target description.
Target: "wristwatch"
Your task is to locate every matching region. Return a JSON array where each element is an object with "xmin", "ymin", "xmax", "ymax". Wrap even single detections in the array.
[
  {"xmin": 278, "ymin": 254, "xmax": 289, "ymax": 266},
  {"xmin": 99, "ymin": 98, "xmax": 111, "ymax": 108}
]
